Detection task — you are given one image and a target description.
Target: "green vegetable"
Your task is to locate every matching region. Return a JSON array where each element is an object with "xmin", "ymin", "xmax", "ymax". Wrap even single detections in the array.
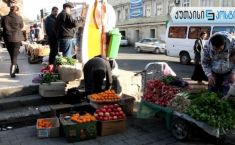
[
  {"xmin": 185, "ymin": 92, "xmax": 235, "ymax": 132},
  {"xmin": 55, "ymin": 56, "xmax": 77, "ymax": 66}
]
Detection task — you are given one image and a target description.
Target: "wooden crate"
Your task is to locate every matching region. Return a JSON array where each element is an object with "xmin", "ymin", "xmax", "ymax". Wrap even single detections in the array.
[
  {"xmin": 36, "ymin": 117, "xmax": 60, "ymax": 138},
  {"xmin": 97, "ymin": 119, "xmax": 126, "ymax": 136},
  {"xmin": 39, "ymin": 81, "xmax": 66, "ymax": 97}
]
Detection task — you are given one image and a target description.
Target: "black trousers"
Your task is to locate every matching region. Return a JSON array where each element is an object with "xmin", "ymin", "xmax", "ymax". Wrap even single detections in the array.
[
  {"xmin": 6, "ymin": 42, "xmax": 21, "ymax": 65},
  {"xmin": 48, "ymin": 40, "xmax": 58, "ymax": 64}
]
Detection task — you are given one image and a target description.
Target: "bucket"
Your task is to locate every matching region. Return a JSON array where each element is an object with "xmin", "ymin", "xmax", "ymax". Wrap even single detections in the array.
[{"xmin": 107, "ymin": 28, "xmax": 121, "ymax": 59}]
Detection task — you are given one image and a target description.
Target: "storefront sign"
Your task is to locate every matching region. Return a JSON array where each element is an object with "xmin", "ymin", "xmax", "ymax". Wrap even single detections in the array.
[
  {"xmin": 170, "ymin": 7, "xmax": 235, "ymax": 23},
  {"xmin": 130, "ymin": 0, "xmax": 143, "ymax": 18}
]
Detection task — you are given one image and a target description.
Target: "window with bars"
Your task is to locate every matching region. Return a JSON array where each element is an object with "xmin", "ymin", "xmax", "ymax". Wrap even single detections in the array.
[
  {"xmin": 125, "ymin": 9, "xmax": 129, "ymax": 20},
  {"xmin": 156, "ymin": 2, "xmax": 163, "ymax": 16},
  {"xmin": 200, "ymin": 0, "xmax": 214, "ymax": 6},
  {"xmin": 223, "ymin": 0, "xmax": 232, "ymax": 6},
  {"xmin": 182, "ymin": 0, "xmax": 190, "ymax": 7}
]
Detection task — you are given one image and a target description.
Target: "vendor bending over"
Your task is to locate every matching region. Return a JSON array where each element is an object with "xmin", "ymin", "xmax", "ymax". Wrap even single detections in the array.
[
  {"xmin": 83, "ymin": 55, "xmax": 113, "ymax": 96},
  {"xmin": 201, "ymin": 31, "xmax": 235, "ymax": 96}
]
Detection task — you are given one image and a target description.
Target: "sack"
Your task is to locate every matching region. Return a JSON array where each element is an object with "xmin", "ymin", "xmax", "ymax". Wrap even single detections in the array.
[{"xmin": 58, "ymin": 63, "xmax": 82, "ymax": 82}]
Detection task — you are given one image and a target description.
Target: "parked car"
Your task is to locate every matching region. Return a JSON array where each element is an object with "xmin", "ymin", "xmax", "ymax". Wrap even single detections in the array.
[
  {"xmin": 135, "ymin": 38, "xmax": 166, "ymax": 54},
  {"xmin": 120, "ymin": 36, "xmax": 128, "ymax": 46}
]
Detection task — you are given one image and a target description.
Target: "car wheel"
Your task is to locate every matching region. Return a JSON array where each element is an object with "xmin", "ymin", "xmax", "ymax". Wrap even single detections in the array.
[
  {"xmin": 180, "ymin": 52, "xmax": 191, "ymax": 65},
  {"xmin": 171, "ymin": 118, "xmax": 191, "ymax": 141},
  {"xmin": 137, "ymin": 47, "xmax": 142, "ymax": 53},
  {"xmin": 154, "ymin": 48, "xmax": 160, "ymax": 54}
]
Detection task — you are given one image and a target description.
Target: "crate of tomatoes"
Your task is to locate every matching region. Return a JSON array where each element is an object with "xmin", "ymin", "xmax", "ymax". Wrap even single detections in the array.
[
  {"xmin": 36, "ymin": 117, "xmax": 60, "ymax": 138},
  {"xmin": 88, "ymin": 90, "xmax": 121, "ymax": 109},
  {"xmin": 60, "ymin": 112, "xmax": 97, "ymax": 143}
]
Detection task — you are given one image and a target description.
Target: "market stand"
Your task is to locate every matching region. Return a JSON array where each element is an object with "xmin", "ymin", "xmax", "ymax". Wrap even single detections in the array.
[{"xmin": 136, "ymin": 62, "xmax": 235, "ymax": 141}]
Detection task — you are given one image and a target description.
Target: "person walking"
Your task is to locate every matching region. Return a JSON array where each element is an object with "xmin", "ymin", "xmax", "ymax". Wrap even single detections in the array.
[
  {"xmin": 201, "ymin": 31, "xmax": 235, "ymax": 96},
  {"xmin": 55, "ymin": 2, "xmax": 80, "ymax": 57},
  {"xmin": 83, "ymin": 55, "xmax": 113, "ymax": 96},
  {"xmin": 1, "ymin": 5, "xmax": 24, "ymax": 78},
  {"xmin": 191, "ymin": 32, "xmax": 208, "ymax": 84},
  {"xmin": 45, "ymin": 6, "xmax": 58, "ymax": 65}
]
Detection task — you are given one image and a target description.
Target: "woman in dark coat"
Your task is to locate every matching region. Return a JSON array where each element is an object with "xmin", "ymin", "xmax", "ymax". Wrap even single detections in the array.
[
  {"xmin": 191, "ymin": 32, "xmax": 208, "ymax": 84},
  {"xmin": 1, "ymin": 5, "xmax": 24, "ymax": 78}
]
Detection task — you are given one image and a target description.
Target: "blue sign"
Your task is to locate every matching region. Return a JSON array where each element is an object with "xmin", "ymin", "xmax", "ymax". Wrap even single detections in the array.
[
  {"xmin": 170, "ymin": 7, "xmax": 235, "ymax": 24},
  {"xmin": 130, "ymin": 0, "xmax": 143, "ymax": 18}
]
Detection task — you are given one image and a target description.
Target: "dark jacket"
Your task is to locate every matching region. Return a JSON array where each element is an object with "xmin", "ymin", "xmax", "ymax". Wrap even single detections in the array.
[
  {"xmin": 83, "ymin": 57, "xmax": 113, "ymax": 94},
  {"xmin": 193, "ymin": 38, "xmax": 203, "ymax": 64},
  {"xmin": 1, "ymin": 12, "xmax": 24, "ymax": 43},
  {"xmin": 45, "ymin": 14, "xmax": 57, "ymax": 42},
  {"xmin": 55, "ymin": 10, "xmax": 78, "ymax": 39}
]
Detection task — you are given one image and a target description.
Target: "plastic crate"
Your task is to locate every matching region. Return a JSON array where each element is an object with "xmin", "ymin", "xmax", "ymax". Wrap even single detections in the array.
[
  {"xmin": 36, "ymin": 117, "xmax": 60, "ymax": 138},
  {"xmin": 97, "ymin": 119, "xmax": 126, "ymax": 136},
  {"xmin": 60, "ymin": 115, "xmax": 97, "ymax": 143}
]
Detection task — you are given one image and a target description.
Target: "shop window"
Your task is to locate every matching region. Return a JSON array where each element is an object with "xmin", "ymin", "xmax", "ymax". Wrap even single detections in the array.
[{"xmin": 168, "ymin": 27, "xmax": 187, "ymax": 38}]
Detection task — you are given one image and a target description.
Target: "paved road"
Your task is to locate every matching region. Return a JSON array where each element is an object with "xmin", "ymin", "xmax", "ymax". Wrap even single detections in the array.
[{"xmin": 117, "ymin": 46, "xmax": 194, "ymax": 78}]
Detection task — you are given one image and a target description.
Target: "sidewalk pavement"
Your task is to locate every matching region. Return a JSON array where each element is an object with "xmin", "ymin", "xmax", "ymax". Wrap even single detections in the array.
[
  {"xmin": 0, "ymin": 47, "xmax": 41, "ymax": 97},
  {"xmin": 0, "ymin": 47, "xmax": 141, "ymax": 100},
  {"xmin": 0, "ymin": 117, "xmax": 214, "ymax": 145}
]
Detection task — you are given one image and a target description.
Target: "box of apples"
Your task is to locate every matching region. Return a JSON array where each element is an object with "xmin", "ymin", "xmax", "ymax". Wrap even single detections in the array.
[{"xmin": 94, "ymin": 104, "xmax": 126, "ymax": 136}]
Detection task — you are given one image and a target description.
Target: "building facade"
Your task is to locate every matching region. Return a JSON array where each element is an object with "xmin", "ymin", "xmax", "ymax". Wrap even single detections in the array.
[{"xmin": 108, "ymin": 0, "xmax": 235, "ymax": 45}]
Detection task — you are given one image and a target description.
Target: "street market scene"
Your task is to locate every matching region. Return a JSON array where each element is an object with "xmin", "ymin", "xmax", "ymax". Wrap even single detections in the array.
[{"xmin": 0, "ymin": 0, "xmax": 235, "ymax": 145}]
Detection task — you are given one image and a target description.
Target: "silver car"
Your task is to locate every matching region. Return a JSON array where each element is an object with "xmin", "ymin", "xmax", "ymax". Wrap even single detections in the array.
[{"xmin": 135, "ymin": 38, "xmax": 166, "ymax": 54}]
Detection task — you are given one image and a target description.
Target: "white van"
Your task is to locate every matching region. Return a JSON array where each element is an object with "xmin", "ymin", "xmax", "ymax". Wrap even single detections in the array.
[{"xmin": 165, "ymin": 22, "xmax": 235, "ymax": 64}]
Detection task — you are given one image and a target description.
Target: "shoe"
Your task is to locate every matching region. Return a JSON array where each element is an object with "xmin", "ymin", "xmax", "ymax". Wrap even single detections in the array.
[
  {"xmin": 15, "ymin": 64, "xmax": 19, "ymax": 74},
  {"xmin": 10, "ymin": 65, "xmax": 16, "ymax": 78}
]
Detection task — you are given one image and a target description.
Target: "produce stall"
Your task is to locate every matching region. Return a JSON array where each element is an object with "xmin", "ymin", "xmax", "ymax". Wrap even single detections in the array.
[{"xmin": 136, "ymin": 62, "xmax": 235, "ymax": 141}]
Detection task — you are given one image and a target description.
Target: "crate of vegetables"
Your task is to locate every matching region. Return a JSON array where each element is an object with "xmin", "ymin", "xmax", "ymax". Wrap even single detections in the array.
[
  {"xmin": 36, "ymin": 118, "xmax": 60, "ymax": 138},
  {"xmin": 94, "ymin": 104, "xmax": 126, "ymax": 136},
  {"xmin": 60, "ymin": 113, "xmax": 97, "ymax": 143},
  {"xmin": 89, "ymin": 90, "xmax": 121, "ymax": 108}
]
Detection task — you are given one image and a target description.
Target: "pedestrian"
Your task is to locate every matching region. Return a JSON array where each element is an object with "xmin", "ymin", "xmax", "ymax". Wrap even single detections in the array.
[
  {"xmin": 201, "ymin": 31, "xmax": 235, "ymax": 96},
  {"xmin": 55, "ymin": 2, "xmax": 82, "ymax": 57},
  {"xmin": 29, "ymin": 26, "xmax": 35, "ymax": 42},
  {"xmin": 1, "ymin": 5, "xmax": 24, "ymax": 78},
  {"xmin": 191, "ymin": 32, "xmax": 208, "ymax": 84},
  {"xmin": 83, "ymin": 55, "xmax": 113, "ymax": 96},
  {"xmin": 45, "ymin": 6, "xmax": 58, "ymax": 65}
]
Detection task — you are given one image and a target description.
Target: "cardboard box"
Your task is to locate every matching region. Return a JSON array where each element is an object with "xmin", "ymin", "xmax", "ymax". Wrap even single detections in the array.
[
  {"xmin": 98, "ymin": 119, "xmax": 126, "ymax": 136},
  {"xmin": 36, "ymin": 118, "xmax": 60, "ymax": 138}
]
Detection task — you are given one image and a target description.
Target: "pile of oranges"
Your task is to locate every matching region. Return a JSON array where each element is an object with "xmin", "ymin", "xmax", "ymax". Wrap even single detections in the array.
[
  {"xmin": 70, "ymin": 113, "xmax": 96, "ymax": 124},
  {"xmin": 37, "ymin": 119, "xmax": 53, "ymax": 129},
  {"xmin": 90, "ymin": 90, "xmax": 120, "ymax": 103}
]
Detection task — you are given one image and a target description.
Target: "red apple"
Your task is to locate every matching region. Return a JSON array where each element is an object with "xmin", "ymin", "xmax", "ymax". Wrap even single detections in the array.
[
  {"xmin": 113, "ymin": 116, "xmax": 117, "ymax": 120},
  {"xmin": 107, "ymin": 108, "xmax": 112, "ymax": 112},
  {"xmin": 117, "ymin": 107, "xmax": 122, "ymax": 111},
  {"xmin": 103, "ymin": 105, "xmax": 108, "ymax": 109},
  {"xmin": 104, "ymin": 117, "xmax": 108, "ymax": 121},
  {"xmin": 114, "ymin": 104, "xmax": 119, "ymax": 107},
  {"xmin": 110, "ymin": 112, "xmax": 115, "ymax": 116},
  {"xmin": 105, "ymin": 112, "xmax": 110, "ymax": 117},
  {"xmin": 98, "ymin": 112, "xmax": 104, "ymax": 116},
  {"xmin": 94, "ymin": 113, "xmax": 98, "ymax": 117},
  {"xmin": 101, "ymin": 108, "xmax": 106, "ymax": 112}
]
